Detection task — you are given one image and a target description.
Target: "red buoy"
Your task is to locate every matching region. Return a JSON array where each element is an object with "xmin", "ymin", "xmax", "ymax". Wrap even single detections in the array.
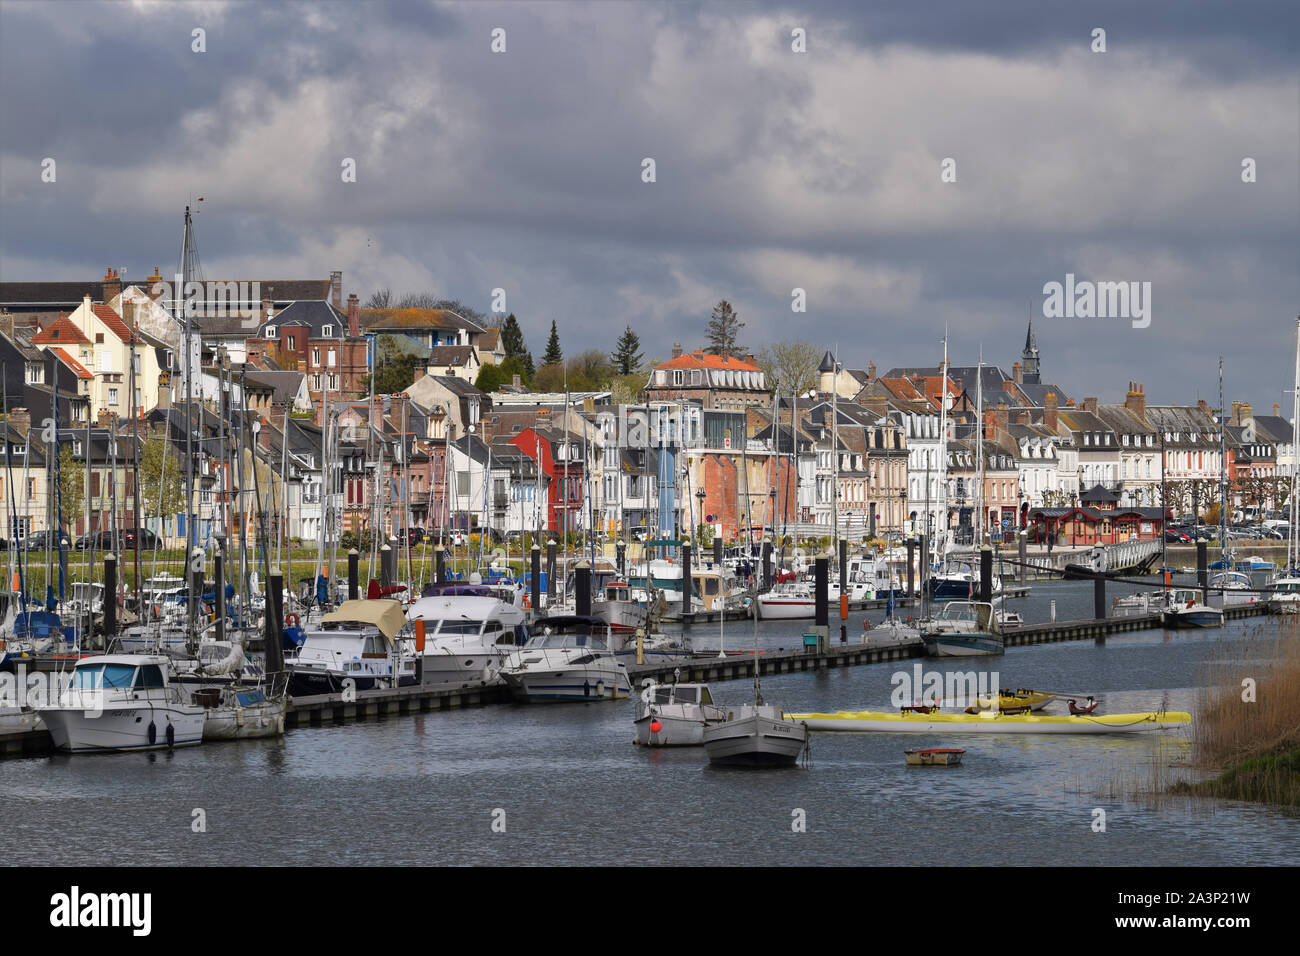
[{"xmin": 649, "ymin": 720, "xmax": 662, "ymax": 734}]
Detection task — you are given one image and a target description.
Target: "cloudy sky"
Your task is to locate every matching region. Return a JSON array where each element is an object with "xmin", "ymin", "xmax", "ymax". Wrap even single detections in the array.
[{"xmin": 2, "ymin": 0, "xmax": 1296, "ymax": 411}]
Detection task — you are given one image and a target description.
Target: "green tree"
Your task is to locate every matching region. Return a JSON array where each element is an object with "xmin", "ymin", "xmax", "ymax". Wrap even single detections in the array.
[
  {"xmin": 705, "ymin": 300, "xmax": 744, "ymax": 357},
  {"xmin": 57, "ymin": 446, "xmax": 84, "ymax": 533},
  {"xmin": 500, "ymin": 314, "xmax": 534, "ymax": 378},
  {"xmin": 363, "ymin": 334, "xmax": 422, "ymax": 394},
  {"xmin": 139, "ymin": 435, "xmax": 186, "ymax": 526},
  {"xmin": 610, "ymin": 325, "xmax": 643, "ymax": 375},
  {"xmin": 542, "ymin": 320, "xmax": 563, "ymax": 365}
]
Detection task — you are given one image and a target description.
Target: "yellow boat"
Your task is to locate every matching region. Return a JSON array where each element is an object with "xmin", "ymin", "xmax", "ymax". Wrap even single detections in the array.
[{"xmin": 784, "ymin": 708, "xmax": 1191, "ymax": 735}]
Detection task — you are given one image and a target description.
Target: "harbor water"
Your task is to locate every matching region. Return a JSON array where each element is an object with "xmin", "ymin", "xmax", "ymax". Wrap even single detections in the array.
[{"xmin": 3, "ymin": 579, "xmax": 1297, "ymax": 866}]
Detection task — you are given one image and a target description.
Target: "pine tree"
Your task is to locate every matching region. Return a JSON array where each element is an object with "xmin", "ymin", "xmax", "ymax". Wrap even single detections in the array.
[
  {"xmin": 542, "ymin": 319, "xmax": 563, "ymax": 365},
  {"xmin": 610, "ymin": 325, "xmax": 643, "ymax": 375},
  {"xmin": 705, "ymin": 300, "xmax": 744, "ymax": 357},
  {"xmin": 500, "ymin": 313, "xmax": 534, "ymax": 378}
]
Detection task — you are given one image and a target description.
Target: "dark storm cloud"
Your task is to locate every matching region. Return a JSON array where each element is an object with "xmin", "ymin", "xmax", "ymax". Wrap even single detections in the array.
[{"xmin": 0, "ymin": 0, "xmax": 1296, "ymax": 409}]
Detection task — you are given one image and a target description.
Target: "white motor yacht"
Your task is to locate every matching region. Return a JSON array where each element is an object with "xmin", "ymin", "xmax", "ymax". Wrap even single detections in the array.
[
  {"xmin": 406, "ymin": 593, "xmax": 528, "ymax": 687},
  {"xmin": 38, "ymin": 654, "xmax": 206, "ymax": 753},
  {"xmin": 1161, "ymin": 588, "xmax": 1225, "ymax": 628},
  {"xmin": 286, "ymin": 599, "xmax": 415, "ymax": 695},
  {"xmin": 919, "ymin": 601, "xmax": 1004, "ymax": 657},
  {"xmin": 498, "ymin": 615, "xmax": 631, "ymax": 702}
]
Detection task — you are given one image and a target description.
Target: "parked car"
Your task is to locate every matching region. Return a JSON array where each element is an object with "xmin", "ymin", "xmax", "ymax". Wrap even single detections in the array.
[
  {"xmin": 22, "ymin": 530, "xmax": 64, "ymax": 551},
  {"xmin": 1165, "ymin": 529, "xmax": 1193, "ymax": 543},
  {"xmin": 448, "ymin": 532, "xmax": 469, "ymax": 546},
  {"xmin": 122, "ymin": 528, "xmax": 161, "ymax": 550},
  {"xmin": 398, "ymin": 528, "xmax": 425, "ymax": 546}
]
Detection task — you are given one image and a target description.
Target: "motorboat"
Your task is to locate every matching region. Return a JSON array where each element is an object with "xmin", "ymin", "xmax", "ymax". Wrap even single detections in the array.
[
  {"xmin": 756, "ymin": 580, "xmax": 816, "ymax": 620},
  {"xmin": 928, "ymin": 557, "xmax": 1001, "ymax": 601},
  {"xmin": 405, "ymin": 593, "xmax": 528, "ymax": 687},
  {"xmin": 498, "ymin": 615, "xmax": 631, "ymax": 702},
  {"xmin": 785, "ymin": 706, "xmax": 1192, "ymax": 734},
  {"xmin": 703, "ymin": 703, "xmax": 808, "ymax": 767},
  {"xmin": 38, "ymin": 654, "xmax": 207, "ymax": 752},
  {"xmin": 1207, "ymin": 571, "xmax": 1261, "ymax": 609},
  {"xmin": 919, "ymin": 601, "xmax": 1003, "ymax": 657},
  {"xmin": 195, "ymin": 685, "xmax": 287, "ymax": 740},
  {"xmin": 1235, "ymin": 555, "xmax": 1275, "ymax": 572},
  {"xmin": 1267, "ymin": 572, "xmax": 1300, "ymax": 614},
  {"xmin": 1112, "ymin": 590, "xmax": 1165, "ymax": 617},
  {"xmin": 286, "ymin": 599, "xmax": 415, "ymax": 696},
  {"xmin": 595, "ymin": 581, "xmax": 651, "ymax": 634},
  {"xmin": 633, "ymin": 680, "xmax": 728, "ymax": 746},
  {"xmin": 1161, "ymin": 588, "xmax": 1224, "ymax": 629}
]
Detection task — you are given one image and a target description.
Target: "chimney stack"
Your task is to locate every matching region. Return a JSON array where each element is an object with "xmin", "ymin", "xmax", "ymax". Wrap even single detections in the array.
[
  {"xmin": 1082, "ymin": 396, "xmax": 1098, "ymax": 414},
  {"xmin": 1044, "ymin": 392, "xmax": 1058, "ymax": 431},
  {"xmin": 1275, "ymin": 403, "xmax": 1281, "ymax": 416},
  {"xmin": 330, "ymin": 271, "xmax": 343, "ymax": 309},
  {"xmin": 671, "ymin": 343, "xmax": 683, "ymax": 360},
  {"xmin": 347, "ymin": 293, "xmax": 360, "ymax": 337},
  {"xmin": 512, "ymin": 374, "xmax": 521, "ymax": 388},
  {"xmin": 867, "ymin": 361, "xmax": 876, "ymax": 382},
  {"xmin": 1198, "ymin": 399, "xmax": 1212, "ymax": 415},
  {"xmin": 1012, "ymin": 361, "xmax": 1023, "ymax": 385},
  {"xmin": 103, "ymin": 267, "xmax": 121, "ymax": 303},
  {"xmin": 261, "ymin": 292, "xmax": 273, "ymax": 324},
  {"xmin": 1125, "ymin": 381, "xmax": 1146, "ymax": 420}
]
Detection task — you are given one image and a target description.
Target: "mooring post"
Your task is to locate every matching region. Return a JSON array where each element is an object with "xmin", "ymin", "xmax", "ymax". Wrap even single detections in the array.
[
  {"xmin": 815, "ymin": 554, "xmax": 830, "ymax": 654},
  {"xmin": 681, "ymin": 543, "xmax": 693, "ymax": 623},
  {"xmin": 380, "ymin": 542, "xmax": 393, "ymax": 586},
  {"xmin": 103, "ymin": 553, "xmax": 118, "ymax": 643},
  {"xmin": 1196, "ymin": 540, "xmax": 1208, "ymax": 603},
  {"xmin": 530, "ymin": 543, "xmax": 541, "ymax": 612},
  {"xmin": 575, "ymin": 560, "xmax": 592, "ymax": 617},
  {"xmin": 190, "ymin": 546, "xmax": 205, "ymax": 632},
  {"xmin": 762, "ymin": 539, "xmax": 773, "ymax": 591},
  {"xmin": 978, "ymin": 546, "xmax": 993, "ymax": 603},
  {"xmin": 1018, "ymin": 531, "xmax": 1027, "ymax": 585},
  {"xmin": 266, "ymin": 567, "xmax": 284, "ymax": 678},
  {"xmin": 905, "ymin": 538, "xmax": 916, "ymax": 597},
  {"xmin": 435, "ymin": 546, "xmax": 446, "ymax": 585},
  {"xmin": 546, "ymin": 538, "xmax": 557, "ymax": 605},
  {"xmin": 213, "ymin": 550, "xmax": 225, "ymax": 642},
  {"xmin": 348, "ymin": 548, "xmax": 359, "ymax": 600},
  {"xmin": 712, "ymin": 535, "xmax": 722, "ymax": 568},
  {"xmin": 616, "ymin": 540, "xmax": 626, "ymax": 576},
  {"xmin": 1094, "ymin": 574, "xmax": 1106, "ymax": 620},
  {"xmin": 838, "ymin": 537, "xmax": 848, "ymax": 584}
]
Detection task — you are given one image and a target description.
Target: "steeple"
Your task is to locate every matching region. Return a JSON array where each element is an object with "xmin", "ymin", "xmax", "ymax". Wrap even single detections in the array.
[{"xmin": 1021, "ymin": 317, "xmax": 1040, "ymax": 385}]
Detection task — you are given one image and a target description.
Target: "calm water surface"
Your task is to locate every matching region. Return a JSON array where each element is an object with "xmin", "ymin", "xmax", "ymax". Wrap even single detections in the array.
[{"xmin": 3, "ymin": 580, "xmax": 1296, "ymax": 866}]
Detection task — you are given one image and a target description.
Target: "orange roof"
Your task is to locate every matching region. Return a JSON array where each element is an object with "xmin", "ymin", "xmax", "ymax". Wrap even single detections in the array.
[
  {"xmin": 32, "ymin": 314, "xmax": 91, "ymax": 345},
  {"xmin": 656, "ymin": 349, "xmax": 760, "ymax": 372},
  {"xmin": 91, "ymin": 304, "xmax": 140, "ymax": 343},
  {"xmin": 50, "ymin": 347, "xmax": 94, "ymax": 379}
]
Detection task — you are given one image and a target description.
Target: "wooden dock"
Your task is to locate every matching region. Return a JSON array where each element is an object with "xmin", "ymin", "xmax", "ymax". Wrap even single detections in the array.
[{"xmin": 0, "ymin": 602, "xmax": 1271, "ymax": 759}]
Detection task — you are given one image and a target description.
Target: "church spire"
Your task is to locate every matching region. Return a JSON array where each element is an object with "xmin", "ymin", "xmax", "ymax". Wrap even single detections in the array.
[{"xmin": 1022, "ymin": 316, "xmax": 1040, "ymax": 384}]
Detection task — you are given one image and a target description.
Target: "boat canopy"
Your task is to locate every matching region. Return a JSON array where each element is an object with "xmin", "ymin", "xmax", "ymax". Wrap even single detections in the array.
[{"xmin": 321, "ymin": 599, "xmax": 407, "ymax": 641}]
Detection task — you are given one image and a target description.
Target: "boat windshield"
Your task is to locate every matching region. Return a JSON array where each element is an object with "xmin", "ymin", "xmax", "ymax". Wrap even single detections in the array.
[
  {"xmin": 1276, "ymin": 581, "xmax": 1300, "ymax": 593},
  {"xmin": 528, "ymin": 632, "xmax": 606, "ymax": 650},
  {"xmin": 938, "ymin": 604, "xmax": 978, "ymax": 622},
  {"xmin": 72, "ymin": 663, "xmax": 136, "ymax": 690}
]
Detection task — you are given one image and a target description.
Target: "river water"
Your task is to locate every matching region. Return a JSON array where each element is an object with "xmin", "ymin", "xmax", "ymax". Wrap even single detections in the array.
[{"xmin": 4, "ymin": 579, "xmax": 1297, "ymax": 866}]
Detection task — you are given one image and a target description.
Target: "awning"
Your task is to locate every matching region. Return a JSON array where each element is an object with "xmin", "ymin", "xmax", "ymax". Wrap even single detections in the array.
[{"xmin": 321, "ymin": 599, "xmax": 407, "ymax": 641}]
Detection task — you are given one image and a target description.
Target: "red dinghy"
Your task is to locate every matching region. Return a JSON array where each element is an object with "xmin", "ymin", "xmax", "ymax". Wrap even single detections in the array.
[{"xmin": 904, "ymin": 748, "xmax": 965, "ymax": 766}]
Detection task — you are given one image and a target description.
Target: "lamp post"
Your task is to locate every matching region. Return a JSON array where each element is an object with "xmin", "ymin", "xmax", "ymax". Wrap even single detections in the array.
[{"xmin": 695, "ymin": 487, "xmax": 706, "ymax": 548}]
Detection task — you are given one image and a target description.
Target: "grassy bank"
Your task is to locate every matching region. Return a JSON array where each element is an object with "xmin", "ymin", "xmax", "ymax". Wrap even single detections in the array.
[{"xmin": 1174, "ymin": 622, "xmax": 1300, "ymax": 807}]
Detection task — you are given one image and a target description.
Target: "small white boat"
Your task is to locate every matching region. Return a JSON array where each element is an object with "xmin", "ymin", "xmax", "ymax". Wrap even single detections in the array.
[
  {"xmin": 920, "ymin": 601, "xmax": 1003, "ymax": 657},
  {"xmin": 703, "ymin": 703, "xmax": 808, "ymax": 767},
  {"xmin": 862, "ymin": 616, "xmax": 923, "ymax": 646},
  {"xmin": 498, "ymin": 615, "xmax": 631, "ymax": 702},
  {"xmin": 1268, "ymin": 573, "xmax": 1300, "ymax": 614},
  {"xmin": 38, "ymin": 654, "xmax": 207, "ymax": 752},
  {"xmin": 196, "ymin": 686, "xmax": 287, "ymax": 740},
  {"xmin": 633, "ymin": 680, "xmax": 728, "ymax": 746},
  {"xmin": 1161, "ymin": 588, "xmax": 1224, "ymax": 629}
]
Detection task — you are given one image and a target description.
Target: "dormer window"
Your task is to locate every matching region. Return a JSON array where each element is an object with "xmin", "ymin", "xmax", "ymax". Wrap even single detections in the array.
[
  {"xmin": 265, "ymin": 326, "xmax": 278, "ymax": 339},
  {"xmin": 322, "ymin": 324, "xmax": 334, "ymax": 337}
]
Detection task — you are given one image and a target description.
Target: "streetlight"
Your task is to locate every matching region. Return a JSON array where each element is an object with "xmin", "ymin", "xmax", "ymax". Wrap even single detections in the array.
[{"xmin": 695, "ymin": 487, "xmax": 706, "ymax": 548}]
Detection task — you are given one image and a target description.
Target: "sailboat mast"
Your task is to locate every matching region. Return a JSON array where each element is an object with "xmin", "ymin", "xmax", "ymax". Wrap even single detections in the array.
[
  {"xmin": 1218, "ymin": 357, "xmax": 1227, "ymax": 561},
  {"xmin": 937, "ymin": 332, "xmax": 950, "ymax": 564},
  {"xmin": 976, "ymin": 349, "xmax": 984, "ymax": 549},
  {"xmin": 1290, "ymin": 317, "xmax": 1300, "ymax": 570}
]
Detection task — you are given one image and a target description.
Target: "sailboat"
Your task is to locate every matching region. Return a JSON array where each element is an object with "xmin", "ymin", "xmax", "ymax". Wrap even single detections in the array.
[{"xmin": 703, "ymin": 577, "xmax": 808, "ymax": 767}]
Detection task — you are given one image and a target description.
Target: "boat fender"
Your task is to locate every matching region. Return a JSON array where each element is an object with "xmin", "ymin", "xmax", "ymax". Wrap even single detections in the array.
[
  {"xmin": 276, "ymin": 715, "xmax": 285, "ymax": 734},
  {"xmin": 236, "ymin": 709, "xmax": 245, "ymax": 727},
  {"xmin": 165, "ymin": 721, "xmax": 175, "ymax": 749},
  {"xmin": 147, "ymin": 721, "xmax": 157, "ymax": 745}
]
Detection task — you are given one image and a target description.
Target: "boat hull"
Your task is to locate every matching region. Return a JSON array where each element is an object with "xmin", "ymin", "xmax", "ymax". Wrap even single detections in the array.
[
  {"xmin": 703, "ymin": 711, "xmax": 807, "ymax": 766},
  {"xmin": 501, "ymin": 666, "xmax": 631, "ymax": 702},
  {"xmin": 1162, "ymin": 610, "xmax": 1224, "ymax": 628},
  {"xmin": 756, "ymin": 598, "xmax": 815, "ymax": 621},
  {"xmin": 202, "ymin": 698, "xmax": 287, "ymax": 740},
  {"xmin": 787, "ymin": 709, "xmax": 1192, "ymax": 734},
  {"xmin": 40, "ymin": 705, "xmax": 206, "ymax": 752},
  {"xmin": 922, "ymin": 634, "xmax": 1003, "ymax": 657}
]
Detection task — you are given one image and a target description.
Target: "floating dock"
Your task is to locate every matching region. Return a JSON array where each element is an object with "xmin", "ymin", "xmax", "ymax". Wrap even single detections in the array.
[{"xmin": 0, "ymin": 602, "xmax": 1269, "ymax": 759}]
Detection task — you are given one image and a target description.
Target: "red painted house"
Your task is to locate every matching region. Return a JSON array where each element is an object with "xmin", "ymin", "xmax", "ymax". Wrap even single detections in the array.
[{"xmin": 509, "ymin": 425, "xmax": 583, "ymax": 534}]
